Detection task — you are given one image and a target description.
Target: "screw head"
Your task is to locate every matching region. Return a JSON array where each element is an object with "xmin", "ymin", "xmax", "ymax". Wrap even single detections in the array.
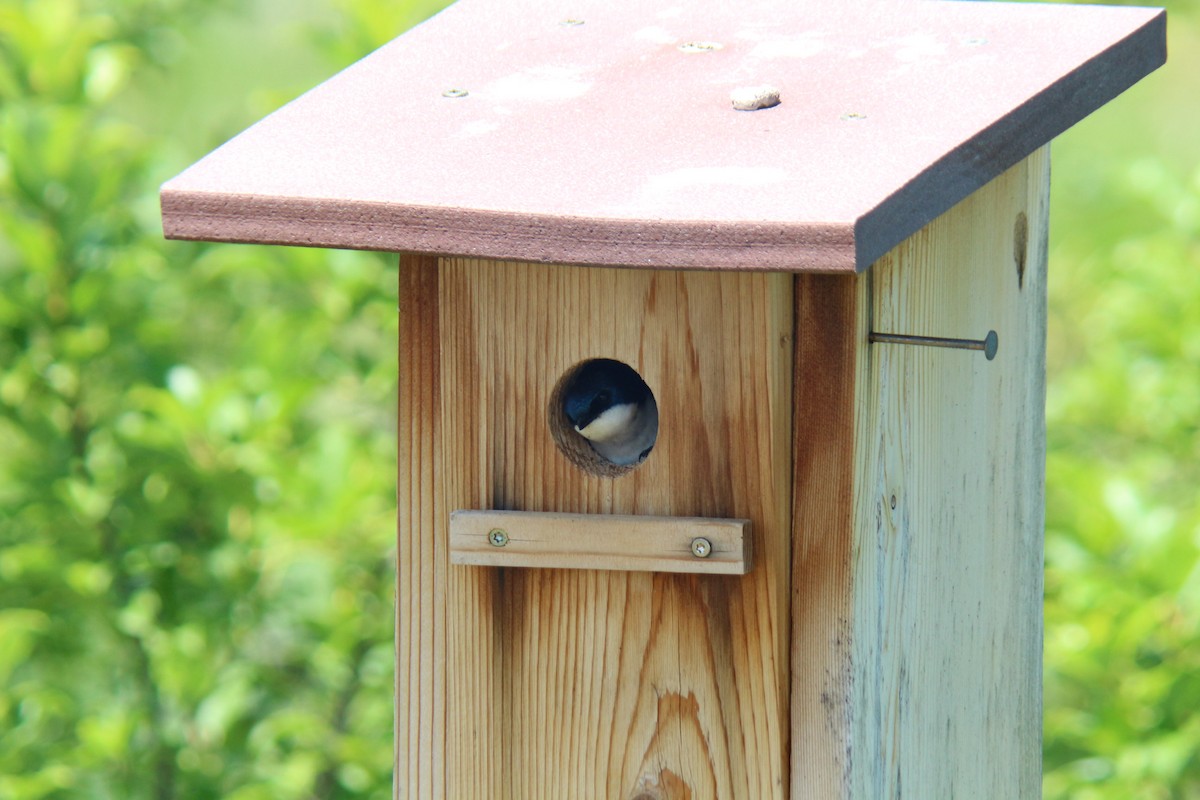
[
  {"xmin": 442, "ymin": 88, "xmax": 469, "ymax": 98},
  {"xmin": 678, "ymin": 41, "xmax": 723, "ymax": 53},
  {"xmin": 690, "ymin": 537, "xmax": 713, "ymax": 559},
  {"xmin": 488, "ymin": 529, "xmax": 509, "ymax": 547},
  {"xmin": 559, "ymin": 18, "xmax": 585, "ymax": 26}
]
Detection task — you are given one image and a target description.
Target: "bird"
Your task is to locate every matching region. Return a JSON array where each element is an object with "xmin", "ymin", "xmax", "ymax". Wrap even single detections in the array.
[{"xmin": 561, "ymin": 359, "xmax": 658, "ymax": 467}]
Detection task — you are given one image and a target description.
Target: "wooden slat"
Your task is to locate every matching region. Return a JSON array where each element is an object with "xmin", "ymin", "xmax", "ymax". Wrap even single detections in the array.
[
  {"xmin": 449, "ymin": 510, "xmax": 751, "ymax": 574},
  {"xmin": 395, "ymin": 254, "xmax": 447, "ymax": 800},
  {"xmin": 789, "ymin": 270, "xmax": 868, "ymax": 797},
  {"xmin": 438, "ymin": 262, "xmax": 793, "ymax": 799}
]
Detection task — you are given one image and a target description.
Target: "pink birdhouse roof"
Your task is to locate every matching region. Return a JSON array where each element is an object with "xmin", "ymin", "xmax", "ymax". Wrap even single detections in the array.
[{"xmin": 161, "ymin": 0, "xmax": 1165, "ymax": 272}]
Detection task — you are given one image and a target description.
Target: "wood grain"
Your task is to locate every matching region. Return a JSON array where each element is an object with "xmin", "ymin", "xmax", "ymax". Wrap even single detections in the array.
[
  {"xmin": 395, "ymin": 255, "xmax": 445, "ymax": 800},
  {"xmin": 788, "ymin": 147, "xmax": 1050, "ymax": 797},
  {"xmin": 449, "ymin": 510, "xmax": 752, "ymax": 575},
  {"xmin": 400, "ymin": 150, "xmax": 1048, "ymax": 798},
  {"xmin": 433, "ymin": 261, "xmax": 794, "ymax": 799},
  {"xmin": 790, "ymin": 271, "xmax": 868, "ymax": 798},
  {"xmin": 858, "ymin": 144, "xmax": 1048, "ymax": 798}
]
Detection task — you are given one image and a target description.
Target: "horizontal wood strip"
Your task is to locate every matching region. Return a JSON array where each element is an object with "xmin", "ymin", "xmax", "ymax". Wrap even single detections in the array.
[{"xmin": 449, "ymin": 510, "xmax": 751, "ymax": 575}]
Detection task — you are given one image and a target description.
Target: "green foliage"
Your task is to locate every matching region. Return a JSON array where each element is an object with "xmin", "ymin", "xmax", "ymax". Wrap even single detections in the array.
[
  {"xmin": 0, "ymin": 0, "xmax": 445, "ymax": 797},
  {"xmin": 1043, "ymin": 10, "xmax": 1200, "ymax": 800},
  {"xmin": 1, "ymin": 0, "xmax": 1196, "ymax": 798}
]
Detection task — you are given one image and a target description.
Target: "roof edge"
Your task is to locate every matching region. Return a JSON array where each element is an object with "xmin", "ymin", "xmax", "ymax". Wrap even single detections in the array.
[
  {"xmin": 160, "ymin": 189, "xmax": 861, "ymax": 273},
  {"xmin": 855, "ymin": 7, "xmax": 1166, "ymax": 271}
]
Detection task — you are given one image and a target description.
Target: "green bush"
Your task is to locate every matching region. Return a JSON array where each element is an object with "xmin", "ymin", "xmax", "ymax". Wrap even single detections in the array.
[
  {"xmin": 1042, "ymin": 4, "xmax": 1200, "ymax": 796},
  {"xmin": 0, "ymin": 1, "xmax": 445, "ymax": 797},
  {"xmin": 1, "ymin": 1, "xmax": 1196, "ymax": 798}
]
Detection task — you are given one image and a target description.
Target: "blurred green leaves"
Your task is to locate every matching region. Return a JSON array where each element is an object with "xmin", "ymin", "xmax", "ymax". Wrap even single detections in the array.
[
  {"xmin": 1044, "ymin": 11, "xmax": 1200, "ymax": 799},
  {"xmin": 1, "ymin": 0, "xmax": 447, "ymax": 797}
]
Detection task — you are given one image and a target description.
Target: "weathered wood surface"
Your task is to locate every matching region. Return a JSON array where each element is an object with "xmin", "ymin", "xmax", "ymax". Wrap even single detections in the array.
[
  {"xmin": 449, "ymin": 510, "xmax": 752, "ymax": 575},
  {"xmin": 161, "ymin": 1, "xmax": 1163, "ymax": 272},
  {"xmin": 397, "ymin": 259, "xmax": 793, "ymax": 798},
  {"xmin": 790, "ymin": 147, "xmax": 1050, "ymax": 797},
  {"xmin": 395, "ymin": 255, "xmax": 446, "ymax": 800},
  {"xmin": 790, "ymin": 271, "xmax": 868, "ymax": 796}
]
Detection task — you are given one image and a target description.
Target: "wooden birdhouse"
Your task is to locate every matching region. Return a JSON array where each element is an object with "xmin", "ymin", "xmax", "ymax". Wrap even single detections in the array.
[{"xmin": 160, "ymin": 1, "xmax": 1165, "ymax": 797}]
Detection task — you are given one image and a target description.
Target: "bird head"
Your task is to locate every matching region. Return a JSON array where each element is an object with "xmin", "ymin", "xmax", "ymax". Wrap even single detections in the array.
[{"xmin": 561, "ymin": 359, "xmax": 657, "ymax": 465}]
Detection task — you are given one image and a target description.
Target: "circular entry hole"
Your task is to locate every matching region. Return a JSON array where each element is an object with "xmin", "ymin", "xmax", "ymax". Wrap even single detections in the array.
[{"xmin": 548, "ymin": 358, "xmax": 658, "ymax": 477}]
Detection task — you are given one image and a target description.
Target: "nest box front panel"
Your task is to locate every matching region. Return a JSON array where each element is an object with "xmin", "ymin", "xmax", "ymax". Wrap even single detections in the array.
[{"xmin": 398, "ymin": 257, "xmax": 793, "ymax": 798}]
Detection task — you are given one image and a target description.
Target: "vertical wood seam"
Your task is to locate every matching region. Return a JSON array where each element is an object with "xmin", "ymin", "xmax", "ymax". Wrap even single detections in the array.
[{"xmin": 790, "ymin": 273, "xmax": 866, "ymax": 799}]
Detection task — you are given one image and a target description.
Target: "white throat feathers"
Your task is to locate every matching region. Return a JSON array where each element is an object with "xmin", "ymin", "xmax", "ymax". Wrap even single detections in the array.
[{"xmin": 574, "ymin": 400, "xmax": 658, "ymax": 466}]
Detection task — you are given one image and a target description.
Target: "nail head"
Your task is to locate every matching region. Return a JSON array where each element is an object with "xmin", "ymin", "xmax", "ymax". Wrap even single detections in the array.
[
  {"xmin": 679, "ymin": 41, "xmax": 723, "ymax": 53},
  {"xmin": 984, "ymin": 330, "xmax": 999, "ymax": 360}
]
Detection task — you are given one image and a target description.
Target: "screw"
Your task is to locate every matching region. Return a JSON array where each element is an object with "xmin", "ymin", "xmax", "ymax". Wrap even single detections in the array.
[
  {"xmin": 560, "ymin": 18, "xmax": 585, "ymax": 26},
  {"xmin": 869, "ymin": 330, "xmax": 999, "ymax": 361},
  {"xmin": 690, "ymin": 537, "xmax": 713, "ymax": 559},
  {"xmin": 841, "ymin": 112, "xmax": 868, "ymax": 121},
  {"xmin": 488, "ymin": 529, "xmax": 509, "ymax": 547},
  {"xmin": 678, "ymin": 41, "xmax": 723, "ymax": 53},
  {"xmin": 442, "ymin": 88, "xmax": 469, "ymax": 98}
]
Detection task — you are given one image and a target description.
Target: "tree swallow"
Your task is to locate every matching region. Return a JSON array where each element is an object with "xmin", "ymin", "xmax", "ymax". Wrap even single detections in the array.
[{"xmin": 561, "ymin": 359, "xmax": 658, "ymax": 467}]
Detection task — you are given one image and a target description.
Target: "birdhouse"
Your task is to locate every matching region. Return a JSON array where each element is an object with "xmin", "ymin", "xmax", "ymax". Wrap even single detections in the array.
[{"xmin": 160, "ymin": 1, "xmax": 1165, "ymax": 797}]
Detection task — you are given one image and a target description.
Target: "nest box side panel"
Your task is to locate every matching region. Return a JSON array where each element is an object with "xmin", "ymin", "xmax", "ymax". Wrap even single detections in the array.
[
  {"xmin": 430, "ymin": 260, "xmax": 793, "ymax": 799},
  {"xmin": 790, "ymin": 147, "xmax": 1050, "ymax": 797},
  {"xmin": 858, "ymin": 145, "xmax": 1049, "ymax": 798}
]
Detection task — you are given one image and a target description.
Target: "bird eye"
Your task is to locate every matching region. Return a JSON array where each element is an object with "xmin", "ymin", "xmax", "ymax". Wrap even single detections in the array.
[
  {"xmin": 549, "ymin": 358, "xmax": 657, "ymax": 477},
  {"xmin": 589, "ymin": 390, "xmax": 611, "ymax": 417}
]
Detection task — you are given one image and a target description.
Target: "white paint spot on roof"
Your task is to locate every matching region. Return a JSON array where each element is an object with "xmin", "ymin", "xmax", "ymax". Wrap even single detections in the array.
[
  {"xmin": 634, "ymin": 26, "xmax": 677, "ymax": 44},
  {"xmin": 748, "ymin": 36, "xmax": 826, "ymax": 59},
  {"xmin": 486, "ymin": 66, "xmax": 592, "ymax": 103}
]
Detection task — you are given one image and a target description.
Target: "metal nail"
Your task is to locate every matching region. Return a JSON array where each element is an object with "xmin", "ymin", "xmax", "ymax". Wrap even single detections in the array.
[
  {"xmin": 869, "ymin": 330, "xmax": 999, "ymax": 361},
  {"xmin": 690, "ymin": 537, "xmax": 713, "ymax": 559},
  {"xmin": 488, "ymin": 529, "xmax": 509, "ymax": 547}
]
